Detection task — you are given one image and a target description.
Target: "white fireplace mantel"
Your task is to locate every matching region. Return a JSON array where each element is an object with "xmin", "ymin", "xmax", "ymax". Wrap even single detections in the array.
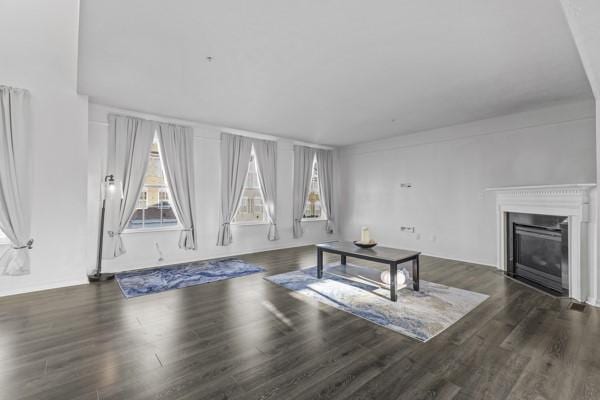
[{"xmin": 486, "ymin": 183, "xmax": 596, "ymax": 302}]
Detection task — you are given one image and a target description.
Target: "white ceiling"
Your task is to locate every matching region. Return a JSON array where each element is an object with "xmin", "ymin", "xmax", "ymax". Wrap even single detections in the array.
[{"xmin": 78, "ymin": 0, "xmax": 592, "ymax": 146}]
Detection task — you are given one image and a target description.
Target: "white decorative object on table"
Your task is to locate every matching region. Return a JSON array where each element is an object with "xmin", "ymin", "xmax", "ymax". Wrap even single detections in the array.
[{"xmin": 360, "ymin": 226, "xmax": 370, "ymax": 244}]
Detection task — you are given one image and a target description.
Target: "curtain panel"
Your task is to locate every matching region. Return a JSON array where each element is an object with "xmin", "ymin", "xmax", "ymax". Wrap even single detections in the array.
[
  {"xmin": 217, "ymin": 133, "xmax": 253, "ymax": 246},
  {"xmin": 157, "ymin": 123, "xmax": 197, "ymax": 250},
  {"xmin": 253, "ymin": 138, "xmax": 279, "ymax": 241},
  {"xmin": 292, "ymin": 145, "xmax": 317, "ymax": 238},
  {"xmin": 105, "ymin": 114, "xmax": 155, "ymax": 257},
  {"xmin": 316, "ymin": 149, "xmax": 335, "ymax": 234},
  {"xmin": 0, "ymin": 86, "xmax": 33, "ymax": 275}
]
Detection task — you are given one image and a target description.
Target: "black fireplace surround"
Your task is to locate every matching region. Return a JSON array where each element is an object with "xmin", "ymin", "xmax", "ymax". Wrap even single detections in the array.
[{"xmin": 506, "ymin": 212, "xmax": 569, "ymax": 295}]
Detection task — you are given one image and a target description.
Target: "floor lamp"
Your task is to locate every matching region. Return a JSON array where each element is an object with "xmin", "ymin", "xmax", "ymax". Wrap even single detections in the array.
[{"xmin": 89, "ymin": 174, "xmax": 123, "ymax": 282}]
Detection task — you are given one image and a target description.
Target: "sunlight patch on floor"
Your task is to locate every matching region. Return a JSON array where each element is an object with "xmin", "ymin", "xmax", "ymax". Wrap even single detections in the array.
[{"xmin": 261, "ymin": 300, "xmax": 294, "ymax": 328}]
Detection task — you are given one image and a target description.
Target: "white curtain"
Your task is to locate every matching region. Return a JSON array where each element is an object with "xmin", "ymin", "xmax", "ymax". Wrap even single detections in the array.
[
  {"xmin": 217, "ymin": 133, "xmax": 253, "ymax": 246},
  {"xmin": 157, "ymin": 123, "xmax": 197, "ymax": 250},
  {"xmin": 292, "ymin": 145, "xmax": 317, "ymax": 238},
  {"xmin": 105, "ymin": 115, "xmax": 155, "ymax": 257},
  {"xmin": 253, "ymin": 138, "xmax": 279, "ymax": 241},
  {"xmin": 316, "ymin": 149, "xmax": 335, "ymax": 234},
  {"xmin": 0, "ymin": 86, "xmax": 32, "ymax": 275}
]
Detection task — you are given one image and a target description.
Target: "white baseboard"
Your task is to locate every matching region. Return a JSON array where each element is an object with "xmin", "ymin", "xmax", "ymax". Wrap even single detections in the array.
[
  {"xmin": 2, "ymin": 239, "xmax": 336, "ymax": 297},
  {"xmin": 0, "ymin": 278, "xmax": 89, "ymax": 298},
  {"xmin": 103, "ymin": 239, "xmax": 337, "ymax": 274},
  {"xmin": 419, "ymin": 251, "xmax": 497, "ymax": 269},
  {"xmin": 586, "ymin": 297, "xmax": 600, "ymax": 308},
  {"xmin": 0, "ymin": 238, "xmax": 501, "ymax": 298},
  {"xmin": 2, "ymin": 244, "xmax": 593, "ymax": 308},
  {"xmin": 339, "ymin": 236, "xmax": 497, "ymax": 269}
]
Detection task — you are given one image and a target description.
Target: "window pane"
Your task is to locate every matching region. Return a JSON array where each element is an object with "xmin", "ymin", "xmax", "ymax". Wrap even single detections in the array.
[
  {"xmin": 233, "ymin": 153, "xmax": 266, "ymax": 223},
  {"xmin": 303, "ymin": 156, "xmax": 324, "ymax": 219},
  {"xmin": 127, "ymin": 135, "xmax": 179, "ymax": 230}
]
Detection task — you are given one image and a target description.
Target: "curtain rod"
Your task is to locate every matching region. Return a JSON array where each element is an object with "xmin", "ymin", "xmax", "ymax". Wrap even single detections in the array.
[
  {"xmin": 221, "ymin": 128, "xmax": 278, "ymax": 142},
  {"xmin": 222, "ymin": 129, "xmax": 335, "ymax": 150},
  {"xmin": 108, "ymin": 112, "xmax": 192, "ymax": 129},
  {"xmin": 292, "ymin": 140, "xmax": 334, "ymax": 150},
  {"xmin": 93, "ymin": 104, "xmax": 334, "ymax": 149},
  {"xmin": 94, "ymin": 103, "xmax": 197, "ymax": 127}
]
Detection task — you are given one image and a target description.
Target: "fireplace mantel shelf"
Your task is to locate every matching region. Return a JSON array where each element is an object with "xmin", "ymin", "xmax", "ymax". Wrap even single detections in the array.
[{"xmin": 486, "ymin": 183, "xmax": 596, "ymax": 192}]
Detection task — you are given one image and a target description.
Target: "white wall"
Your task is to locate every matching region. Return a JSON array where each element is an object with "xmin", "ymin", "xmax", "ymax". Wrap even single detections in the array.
[
  {"xmin": 0, "ymin": 0, "xmax": 89, "ymax": 296},
  {"xmin": 0, "ymin": 0, "xmax": 338, "ymax": 296},
  {"xmin": 596, "ymin": 101, "xmax": 600, "ymax": 305},
  {"xmin": 87, "ymin": 104, "xmax": 338, "ymax": 273},
  {"xmin": 339, "ymin": 100, "xmax": 596, "ymax": 267},
  {"xmin": 0, "ymin": 2, "xmax": 594, "ymax": 298},
  {"xmin": 559, "ymin": 1, "xmax": 600, "ymax": 306}
]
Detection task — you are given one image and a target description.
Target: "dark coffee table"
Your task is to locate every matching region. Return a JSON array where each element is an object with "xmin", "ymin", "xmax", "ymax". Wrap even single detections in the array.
[{"xmin": 316, "ymin": 241, "xmax": 421, "ymax": 302}]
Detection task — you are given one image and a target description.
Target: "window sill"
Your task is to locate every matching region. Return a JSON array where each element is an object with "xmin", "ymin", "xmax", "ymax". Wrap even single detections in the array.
[
  {"xmin": 301, "ymin": 218, "xmax": 327, "ymax": 223},
  {"xmin": 122, "ymin": 226, "xmax": 183, "ymax": 234},
  {"xmin": 231, "ymin": 221, "xmax": 270, "ymax": 227}
]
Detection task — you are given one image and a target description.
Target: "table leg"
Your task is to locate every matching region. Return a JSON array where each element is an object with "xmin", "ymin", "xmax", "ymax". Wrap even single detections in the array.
[
  {"xmin": 317, "ymin": 248, "xmax": 323, "ymax": 278},
  {"xmin": 390, "ymin": 262, "xmax": 397, "ymax": 302},
  {"xmin": 412, "ymin": 256, "xmax": 420, "ymax": 291},
  {"xmin": 340, "ymin": 254, "xmax": 346, "ymax": 265}
]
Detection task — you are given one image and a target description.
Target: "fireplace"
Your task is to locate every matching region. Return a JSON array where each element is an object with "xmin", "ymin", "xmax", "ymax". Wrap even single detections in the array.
[
  {"xmin": 507, "ymin": 212, "xmax": 568, "ymax": 295},
  {"xmin": 489, "ymin": 184, "xmax": 594, "ymax": 302}
]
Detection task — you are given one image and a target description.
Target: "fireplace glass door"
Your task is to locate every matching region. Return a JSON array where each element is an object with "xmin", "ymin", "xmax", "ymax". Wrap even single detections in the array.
[{"xmin": 514, "ymin": 225, "xmax": 563, "ymax": 292}]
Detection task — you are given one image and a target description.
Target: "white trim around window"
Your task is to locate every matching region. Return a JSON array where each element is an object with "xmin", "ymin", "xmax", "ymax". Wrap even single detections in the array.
[
  {"xmin": 122, "ymin": 225, "xmax": 182, "ymax": 234},
  {"xmin": 301, "ymin": 216, "xmax": 327, "ymax": 222},
  {"xmin": 230, "ymin": 220, "xmax": 270, "ymax": 226}
]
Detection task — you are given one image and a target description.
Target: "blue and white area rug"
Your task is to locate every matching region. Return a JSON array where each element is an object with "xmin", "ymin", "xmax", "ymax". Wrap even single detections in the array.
[
  {"xmin": 116, "ymin": 259, "xmax": 264, "ymax": 298},
  {"xmin": 265, "ymin": 264, "xmax": 488, "ymax": 342}
]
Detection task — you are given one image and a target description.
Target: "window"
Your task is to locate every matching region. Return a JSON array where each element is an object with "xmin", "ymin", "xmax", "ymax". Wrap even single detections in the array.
[
  {"xmin": 136, "ymin": 191, "xmax": 148, "ymax": 210},
  {"xmin": 233, "ymin": 149, "xmax": 267, "ymax": 224},
  {"xmin": 158, "ymin": 190, "xmax": 170, "ymax": 209},
  {"xmin": 303, "ymin": 155, "xmax": 325, "ymax": 220},
  {"xmin": 127, "ymin": 135, "xmax": 179, "ymax": 230}
]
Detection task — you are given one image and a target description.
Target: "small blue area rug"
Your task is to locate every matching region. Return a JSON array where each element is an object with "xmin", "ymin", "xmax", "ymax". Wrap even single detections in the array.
[
  {"xmin": 116, "ymin": 258, "xmax": 264, "ymax": 298},
  {"xmin": 265, "ymin": 264, "xmax": 488, "ymax": 342}
]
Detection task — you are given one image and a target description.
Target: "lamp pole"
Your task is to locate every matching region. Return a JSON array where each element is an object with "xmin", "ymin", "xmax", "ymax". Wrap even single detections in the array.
[{"xmin": 89, "ymin": 175, "xmax": 116, "ymax": 282}]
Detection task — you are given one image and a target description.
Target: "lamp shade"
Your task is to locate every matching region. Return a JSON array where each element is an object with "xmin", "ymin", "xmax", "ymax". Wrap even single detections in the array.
[{"xmin": 102, "ymin": 176, "xmax": 123, "ymax": 201}]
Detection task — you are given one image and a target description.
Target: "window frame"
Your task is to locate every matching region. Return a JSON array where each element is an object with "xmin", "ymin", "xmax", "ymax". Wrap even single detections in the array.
[
  {"xmin": 231, "ymin": 147, "xmax": 269, "ymax": 226},
  {"xmin": 301, "ymin": 154, "xmax": 327, "ymax": 222},
  {"xmin": 123, "ymin": 132, "xmax": 182, "ymax": 233},
  {"xmin": 136, "ymin": 190, "xmax": 149, "ymax": 210}
]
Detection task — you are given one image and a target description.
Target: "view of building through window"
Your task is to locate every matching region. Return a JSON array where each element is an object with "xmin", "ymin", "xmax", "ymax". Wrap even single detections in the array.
[
  {"xmin": 233, "ymin": 151, "xmax": 266, "ymax": 223},
  {"xmin": 303, "ymin": 155, "xmax": 324, "ymax": 219},
  {"xmin": 128, "ymin": 135, "xmax": 178, "ymax": 229}
]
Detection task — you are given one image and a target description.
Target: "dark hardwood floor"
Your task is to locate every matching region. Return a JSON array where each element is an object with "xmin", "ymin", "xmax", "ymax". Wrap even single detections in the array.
[{"xmin": 1, "ymin": 245, "xmax": 599, "ymax": 400}]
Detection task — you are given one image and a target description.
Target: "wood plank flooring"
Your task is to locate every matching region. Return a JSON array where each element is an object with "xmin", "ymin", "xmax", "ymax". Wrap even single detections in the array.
[{"xmin": 0, "ymin": 245, "xmax": 599, "ymax": 400}]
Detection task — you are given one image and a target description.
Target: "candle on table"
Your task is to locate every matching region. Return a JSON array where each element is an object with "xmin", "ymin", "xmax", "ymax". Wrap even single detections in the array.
[{"xmin": 360, "ymin": 227, "xmax": 370, "ymax": 244}]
